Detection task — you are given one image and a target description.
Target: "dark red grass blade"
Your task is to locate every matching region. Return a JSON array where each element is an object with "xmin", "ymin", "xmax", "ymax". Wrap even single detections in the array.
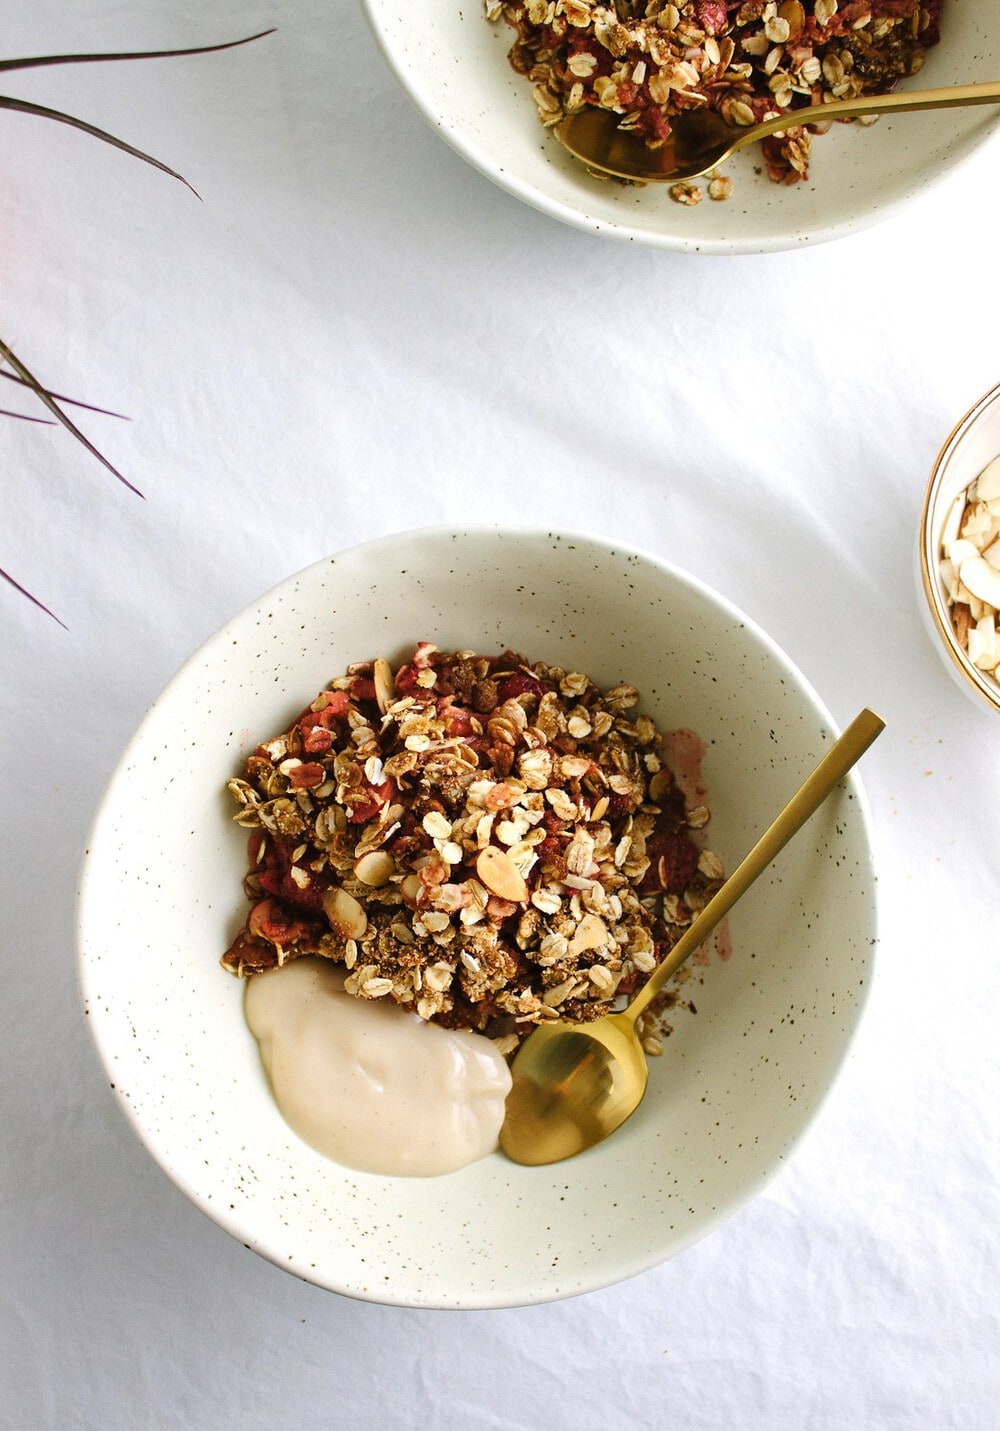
[
  {"xmin": 0, "ymin": 406, "xmax": 57, "ymax": 424},
  {"xmin": 0, "ymin": 338, "xmax": 143, "ymax": 497},
  {"xmin": 0, "ymin": 94, "xmax": 200, "ymax": 195},
  {"xmin": 0, "ymin": 369, "xmax": 129, "ymax": 420},
  {"xmin": 0, "ymin": 31, "xmax": 276, "ymax": 74},
  {"xmin": 0, "ymin": 31, "xmax": 275, "ymax": 194},
  {"xmin": 0, "ymin": 566, "xmax": 68, "ymax": 628},
  {"xmin": 0, "ymin": 29, "xmax": 275, "ymax": 629}
]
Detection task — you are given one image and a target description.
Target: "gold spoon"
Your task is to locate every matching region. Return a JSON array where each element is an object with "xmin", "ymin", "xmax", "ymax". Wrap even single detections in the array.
[
  {"xmin": 499, "ymin": 707, "xmax": 885, "ymax": 1167},
  {"xmin": 553, "ymin": 79, "xmax": 1000, "ymax": 184}
]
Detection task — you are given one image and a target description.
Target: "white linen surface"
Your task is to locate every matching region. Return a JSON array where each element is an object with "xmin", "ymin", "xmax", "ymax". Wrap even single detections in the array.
[{"xmin": 1, "ymin": 2, "xmax": 997, "ymax": 1427}]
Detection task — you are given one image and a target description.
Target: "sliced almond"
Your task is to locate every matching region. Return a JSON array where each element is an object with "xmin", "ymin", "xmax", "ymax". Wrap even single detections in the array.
[
  {"xmin": 322, "ymin": 886, "xmax": 368, "ymax": 939},
  {"xmin": 476, "ymin": 845, "xmax": 529, "ymax": 903},
  {"xmin": 961, "ymin": 503, "xmax": 995, "ymax": 544},
  {"xmin": 959, "ymin": 554, "xmax": 1000, "ymax": 611},
  {"xmin": 542, "ymin": 977, "xmax": 578, "ymax": 1008},
  {"xmin": 947, "ymin": 537, "xmax": 980, "ymax": 568},
  {"xmin": 569, "ymin": 911, "xmax": 609, "ymax": 956},
  {"xmin": 399, "ymin": 873, "xmax": 422, "ymax": 907},
  {"xmin": 968, "ymin": 616, "xmax": 998, "ymax": 670},
  {"xmin": 953, "ymin": 601, "xmax": 972, "ymax": 649},
  {"xmin": 941, "ymin": 492, "xmax": 965, "ymax": 552},
  {"xmin": 353, "ymin": 850, "xmax": 396, "ymax": 887},
  {"xmin": 373, "ymin": 657, "xmax": 395, "ymax": 714}
]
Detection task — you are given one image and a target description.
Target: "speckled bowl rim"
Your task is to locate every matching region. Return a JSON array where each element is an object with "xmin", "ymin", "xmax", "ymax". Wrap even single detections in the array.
[
  {"xmin": 919, "ymin": 381, "xmax": 1000, "ymax": 717},
  {"xmin": 76, "ymin": 525, "xmax": 881, "ymax": 1308}
]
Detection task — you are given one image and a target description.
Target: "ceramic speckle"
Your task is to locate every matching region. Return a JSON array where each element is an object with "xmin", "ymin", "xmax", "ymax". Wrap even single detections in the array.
[
  {"xmin": 77, "ymin": 526, "xmax": 877, "ymax": 1308},
  {"xmin": 360, "ymin": 2, "xmax": 1000, "ymax": 254}
]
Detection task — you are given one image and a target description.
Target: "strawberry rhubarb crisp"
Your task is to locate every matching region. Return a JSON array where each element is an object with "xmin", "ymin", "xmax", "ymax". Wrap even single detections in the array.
[
  {"xmin": 223, "ymin": 645, "xmax": 724, "ymax": 1055},
  {"xmin": 486, "ymin": 0, "xmax": 943, "ymax": 191}
]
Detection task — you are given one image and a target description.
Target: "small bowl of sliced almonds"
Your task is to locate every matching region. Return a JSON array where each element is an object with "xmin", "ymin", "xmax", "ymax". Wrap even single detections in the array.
[{"xmin": 919, "ymin": 381, "xmax": 1000, "ymax": 716}]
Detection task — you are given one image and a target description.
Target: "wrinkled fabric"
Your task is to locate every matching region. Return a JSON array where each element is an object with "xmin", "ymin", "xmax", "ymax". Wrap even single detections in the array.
[{"xmin": 1, "ymin": 0, "xmax": 998, "ymax": 1427}]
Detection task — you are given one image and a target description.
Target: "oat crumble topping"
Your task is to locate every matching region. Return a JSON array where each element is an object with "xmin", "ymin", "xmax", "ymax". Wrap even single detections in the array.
[
  {"xmin": 223, "ymin": 644, "xmax": 724, "ymax": 1055},
  {"xmin": 487, "ymin": 0, "xmax": 943, "ymax": 193}
]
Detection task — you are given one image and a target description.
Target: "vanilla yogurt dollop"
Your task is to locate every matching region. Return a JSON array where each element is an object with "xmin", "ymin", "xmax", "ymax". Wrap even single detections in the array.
[{"xmin": 245, "ymin": 958, "xmax": 512, "ymax": 1177}]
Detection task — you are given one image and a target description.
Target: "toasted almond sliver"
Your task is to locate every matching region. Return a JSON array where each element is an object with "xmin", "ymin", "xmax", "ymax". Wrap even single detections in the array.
[
  {"xmin": 373, "ymin": 657, "xmax": 395, "ymax": 714},
  {"xmin": 542, "ymin": 977, "xmax": 577, "ymax": 1007},
  {"xmin": 399, "ymin": 873, "xmax": 422, "ymax": 907},
  {"xmin": 322, "ymin": 885, "xmax": 368, "ymax": 939},
  {"xmin": 476, "ymin": 845, "xmax": 529, "ymax": 903},
  {"xmin": 569, "ymin": 912, "xmax": 609, "ymax": 956},
  {"xmin": 353, "ymin": 850, "xmax": 396, "ymax": 887}
]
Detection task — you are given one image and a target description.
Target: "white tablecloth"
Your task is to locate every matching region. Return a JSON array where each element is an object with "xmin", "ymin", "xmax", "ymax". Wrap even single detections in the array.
[{"xmin": 2, "ymin": 2, "xmax": 998, "ymax": 1427}]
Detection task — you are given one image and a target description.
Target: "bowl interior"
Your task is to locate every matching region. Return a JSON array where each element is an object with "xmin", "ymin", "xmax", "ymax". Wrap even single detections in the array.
[
  {"xmin": 920, "ymin": 383, "xmax": 1000, "ymax": 714},
  {"xmin": 362, "ymin": 0, "xmax": 1000, "ymax": 252},
  {"xmin": 77, "ymin": 528, "xmax": 877, "ymax": 1307}
]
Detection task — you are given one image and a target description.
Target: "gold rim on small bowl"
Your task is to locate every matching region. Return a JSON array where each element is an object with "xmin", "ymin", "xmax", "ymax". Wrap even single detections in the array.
[{"xmin": 918, "ymin": 381, "xmax": 1000, "ymax": 717}]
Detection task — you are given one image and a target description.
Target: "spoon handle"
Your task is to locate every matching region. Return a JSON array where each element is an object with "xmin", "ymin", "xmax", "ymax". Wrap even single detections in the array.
[
  {"xmin": 624, "ymin": 707, "xmax": 885, "ymax": 1025},
  {"xmin": 742, "ymin": 80, "xmax": 1000, "ymax": 151}
]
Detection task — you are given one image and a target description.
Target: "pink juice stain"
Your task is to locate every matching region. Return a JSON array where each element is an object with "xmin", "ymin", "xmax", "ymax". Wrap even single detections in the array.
[
  {"xmin": 713, "ymin": 918, "xmax": 733, "ymax": 963},
  {"xmin": 662, "ymin": 728, "xmax": 709, "ymax": 816}
]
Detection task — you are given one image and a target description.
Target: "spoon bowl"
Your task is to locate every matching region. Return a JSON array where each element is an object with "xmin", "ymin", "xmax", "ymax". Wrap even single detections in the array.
[
  {"xmin": 499, "ymin": 1014, "xmax": 648, "ymax": 1166},
  {"xmin": 554, "ymin": 79, "xmax": 1000, "ymax": 184},
  {"xmin": 500, "ymin": 707, "xmax": 885, "ymax": 1167}
]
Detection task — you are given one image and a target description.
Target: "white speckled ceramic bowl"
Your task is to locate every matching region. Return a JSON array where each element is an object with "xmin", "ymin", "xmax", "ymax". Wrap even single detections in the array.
[
  {"xmin": 918, "ymin": 381, "xmax": 1000, "ymax": 716},
  {"xmin": 77, "ymin": 527, "xmax": 878, "ymax": 1308},
  {"xmin": 361, "ymin": 0, "xmax": 1000, "ymax": 253}
]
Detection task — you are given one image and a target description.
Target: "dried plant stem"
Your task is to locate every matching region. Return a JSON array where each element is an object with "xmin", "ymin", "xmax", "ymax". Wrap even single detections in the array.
[
  {"xmin": 0, "ymin": 33, "xmax": 276, "ymax": 194},
  {"xmin": 1, "ymin": 29, "xmax": 275, "ymax": 627},
  {"xmin": 0, "ymin": 368, "xmax": 129, "ymax": 418},
  {"xmin": 0, "ymin": 32, "xmax": 276, "ymax": 74},
  {"xmin": 0, "ymin": 568, "xmax": 69, "ymax": 629},
  {"xmin": 0, "ymin": 339, "xmax": 140, "ymax": 495},
  {"xmin": 0, "ymin": 406, "xmax": 55, "ymax": 424},
  {"xmin": 0, "ymin": 94, "xmax": 200, "ymax": 193},
  {"xmin": 1, "ymin": 338, "xmax": 136, "ymax": 627}
]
